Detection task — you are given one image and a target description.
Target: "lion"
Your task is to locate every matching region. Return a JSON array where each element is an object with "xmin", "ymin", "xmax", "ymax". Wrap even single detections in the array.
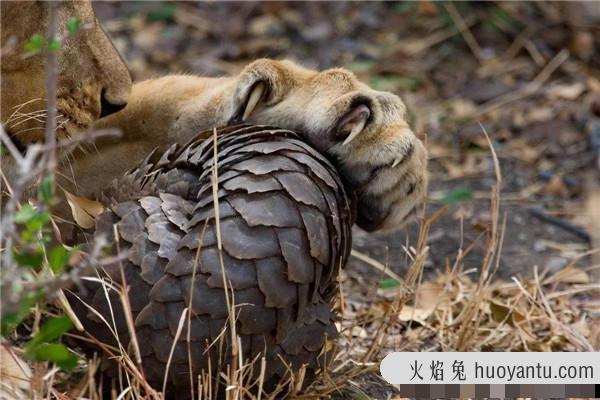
[
  {"xmin": 1, "ymin": 1, "xmax": 131, "ymax": 190},
  {"xmin": 1, "ymin": 2, "xmax": 427, "ymax": 233}
]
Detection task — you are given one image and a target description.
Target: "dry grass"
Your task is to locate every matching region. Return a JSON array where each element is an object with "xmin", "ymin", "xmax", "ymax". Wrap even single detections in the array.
[
  {"xmin": 302, "ymin": 129, "xmax": 600, "ymax": 398},
  {"xmin": 2, "ymin": 230, "xmax": 598, "ymax": 400}
]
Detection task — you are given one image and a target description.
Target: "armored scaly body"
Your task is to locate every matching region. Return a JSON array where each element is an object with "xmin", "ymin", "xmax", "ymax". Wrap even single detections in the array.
[{"xmin": 69, "ymin": 125, "xmax": 353, "ymax": 395}]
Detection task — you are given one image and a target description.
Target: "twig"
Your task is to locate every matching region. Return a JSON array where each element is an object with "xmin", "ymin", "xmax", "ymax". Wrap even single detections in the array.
[
  {"xmin": 0, "ymin": 126, "xmax": 25, "ymax": 164},
  {"xmin": 42, "ymin": 128, "xmax": 122, "ymax": 152},
  {"xmin": 473, "ymin": 49, "xmax": 569, "ymax": 117},
  {"xmin": 528, "ymin": 207, "xmax": 591, "ymax": 242},
  {"xmin": 524, "ymin": 40, "xmax": 546, "ymax": 67},
  {"xmin": 5, "ymin": 239, "xmax": 124, "ymax": 307},
  {"xmin": 44, "ymin": 1, "xmax": 59, "ymax": 173},
  {"xmin": 502, "ymin": 26, "xmax": 533, "ymax": 60},
  {"xmin": 398, "ymin": 16, "xmax": 477, "ymax": 56},
  {"xmin": 350, "ymin": 249, "xmax": 404, "ymax": 285},
  {"xmin": 444, "ymin": 3, "xmax": 484, "ymax": 64}
]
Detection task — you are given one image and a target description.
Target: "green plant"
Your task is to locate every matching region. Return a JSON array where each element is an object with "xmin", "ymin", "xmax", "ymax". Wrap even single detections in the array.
[
  {"xmin": 438, "ymin": 187, "xmax": 474, "ymax": 204},
  {"xmin": 23, "ymin": 33, "xmax": 61, "ymax": 58},
  {"xmin": 66, "ymin": 16, "xmax": 82, "ymax": 35},
  {"xmin": 22, "ymin": 16, "xmax": 81, "ymax": 58},
  {"xmin": 24, "ymin": 316, "xmax": 78, "ymax": 370},
  {"xmin": 2, "ymin": 15, "xmax": 86, "ymax": 372}
]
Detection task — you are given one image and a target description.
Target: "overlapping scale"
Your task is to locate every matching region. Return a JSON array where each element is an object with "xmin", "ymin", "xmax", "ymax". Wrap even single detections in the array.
[{"xmin": 68, "ymin": 125, "xmax": 353, "ymax": 397}]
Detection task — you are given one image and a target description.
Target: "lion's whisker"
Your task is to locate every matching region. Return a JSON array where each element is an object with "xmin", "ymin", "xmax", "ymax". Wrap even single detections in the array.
[
  {"xmin": 9, "ymin": 126, "xmax": 46, "ymax": 135},
  {"xmin": 9, "ymin": 112, "xmax": 68, "ymax": 132},
  {"xmin": 56, "ymin": 117, "xmax": 70, "ymax": 129},
  {"xmin": 6, "ymin": 98, "xmax": 44, "ymax": 117},
  {"xmin": 9, "ymin": 110, "xmax": 47, "ymax": 118},
  {"xmin": 6, "ymin": 108, "xmax": 48, "ymax": 123},
  {"xmin": 8, "ymin": 114, "xmax": 47, "ymax": 128}
]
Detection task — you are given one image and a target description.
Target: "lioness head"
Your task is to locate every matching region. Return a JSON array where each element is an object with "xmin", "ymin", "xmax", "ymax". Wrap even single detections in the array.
[{"xmin": 1, "ymin": 1, "xmax": 131, "ymax": 147}]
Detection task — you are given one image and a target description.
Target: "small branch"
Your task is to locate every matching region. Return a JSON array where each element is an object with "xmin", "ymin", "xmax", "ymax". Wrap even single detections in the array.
[
  {"xmin": 524, "ymin": 40, "xmax": 546, "ymax": 67},
  {"xmin": 397, "ymin": 15, "xmax": 477, "ymax": 56},
  {"xmin": 350, "ymin": 249, "xmax": 405, "ymax": 286},
  {"xmin": 528, "ymin": 207, "xmax": 591, "ymax": 242},
  {"xmin": 1, "ymin": 237, "xmax": 127, "ymax": 316},
  {"xmin": 502, "ymin": 26, "xmax": 533, "ymax": 60},
  {"xmin": 44, "ymin": 1, "xmax": 59, "ymax": 173},
  {"xmin": 444, "ymin": 3, "xmax": 485, "ymax": 64},
  {"xmin": 0, "ymin": 125, "xmax": 25, "ymax": 164},
  {"xmin": 473, "ymin": 49, "xmax": 569, "ymax": 117},
  {"xmin": 35, "ymin": 128, "xmax": 122, "ymax": 155}
]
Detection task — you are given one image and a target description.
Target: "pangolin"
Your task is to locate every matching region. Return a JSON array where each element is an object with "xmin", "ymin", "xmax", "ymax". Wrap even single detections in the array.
[{"xmin": 68, "ymin": 124, "xmax": 354, "ymax": 396}]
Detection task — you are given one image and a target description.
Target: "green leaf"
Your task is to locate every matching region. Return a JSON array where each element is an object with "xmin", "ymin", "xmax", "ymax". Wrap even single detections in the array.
[
  {"xmin": 15, "ymin": 204, "xmax": 36, "ymax": 224},
  {"xmin": 23, "ymin": 33, "xmax": 45, "ymax": 55},
  {"xmin": 21, "ymin": 229, "xmax": 36, "ymax": 243},
  {"xmin": 0, "ymin": 293, "xmax": 38, "ymax": 335},
  {"xmin": 47, "ymin": 38, "xmax": 61, "ymax": 52},
  {"xmin": 27, "ymin": 343, "xmax": 78, "ymax": 370},
  {"xmin": 24, "ymin": 210, "xmax": 50, "ymax": 233},
  {"xmin": 47, "ymin": 246, "xmax": 72, "ymax": 273},
  {"xmin": 1, "ymin": 313, "xmax": 24, "ymax": 336},
  {"xmin": 38, "ymin": 175, "xmax": 54, "ymax": 204},
  {"xmin": 438, "ymin": 187, "xmax": 473, "ymax": 205},
  {"xmin": 378, "ymin": 278, "xmax": 401, "ymax": 290},
  {"xmin": 26, "ymin": 316, "xmax": 73, "ymax": 350},
  {"xmin": 13, "ymin": 250, "xmax": 44, "ymax": 269},
  {"xmin": 25, "ymin": 316, "xmax": 78, "ymax": 370},
  {"xmin": 66, "ymin": 17, "xmax": 82, "ymax": 34},
  {"xmin": 22, "ymin": 32, "xmax": 61, "ymax": 57},
  {"xmin": 349, "ymin": 387, "xmax": 372, "ymax": 400}
]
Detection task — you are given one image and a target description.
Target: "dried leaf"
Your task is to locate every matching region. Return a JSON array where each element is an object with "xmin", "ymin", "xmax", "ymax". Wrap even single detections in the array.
[
  {"xmin": 548, "ymin": 82, "xmax": 586, "ymax": 100},
  {"xmin": 63, "ymin": 190, "xmax": 105, "ymax": 229},
  {"xmin": 543, "ymin": 175, "xmax": 568, "ymax": 197},
  {"xmin": 545, "ymin": 265, "xmax": 590, "ymax": 284},
  {"xmin": 448, "ymin": 98, "xmax": 477, "ymax": 118},
  {"xmin": 0, "ymin": 344, "xmax": 31, "ymax": 391},
  {"xmin": 488, "ymin": 300, "xmax": 525, "ymax": 327},
  {"xmin": 398, "ymin": 281, "xmax": 445, "ymax": 322}
]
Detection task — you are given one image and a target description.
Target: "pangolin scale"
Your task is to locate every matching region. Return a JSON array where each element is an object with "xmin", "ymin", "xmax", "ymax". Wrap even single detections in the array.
[{"xmin": 68, "ymin": 124, "xmax": 354, "ymax": 395}]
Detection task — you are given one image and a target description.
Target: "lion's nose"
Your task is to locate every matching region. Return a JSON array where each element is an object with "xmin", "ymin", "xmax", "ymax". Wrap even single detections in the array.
[{"xmin": 99, "ymin": 89, "xmax": 127, "ymax": 118}]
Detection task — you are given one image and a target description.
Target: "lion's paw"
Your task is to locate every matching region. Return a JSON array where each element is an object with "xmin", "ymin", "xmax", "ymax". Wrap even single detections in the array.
[{"xmin": 228, "ymin": 59, "xmax": 428, "ymax": 232}]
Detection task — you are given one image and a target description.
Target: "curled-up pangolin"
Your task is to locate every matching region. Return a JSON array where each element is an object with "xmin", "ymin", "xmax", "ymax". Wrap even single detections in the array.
[{"xmin": 67, "ymin": 124, "xmax": 354, "ymax": 396}]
